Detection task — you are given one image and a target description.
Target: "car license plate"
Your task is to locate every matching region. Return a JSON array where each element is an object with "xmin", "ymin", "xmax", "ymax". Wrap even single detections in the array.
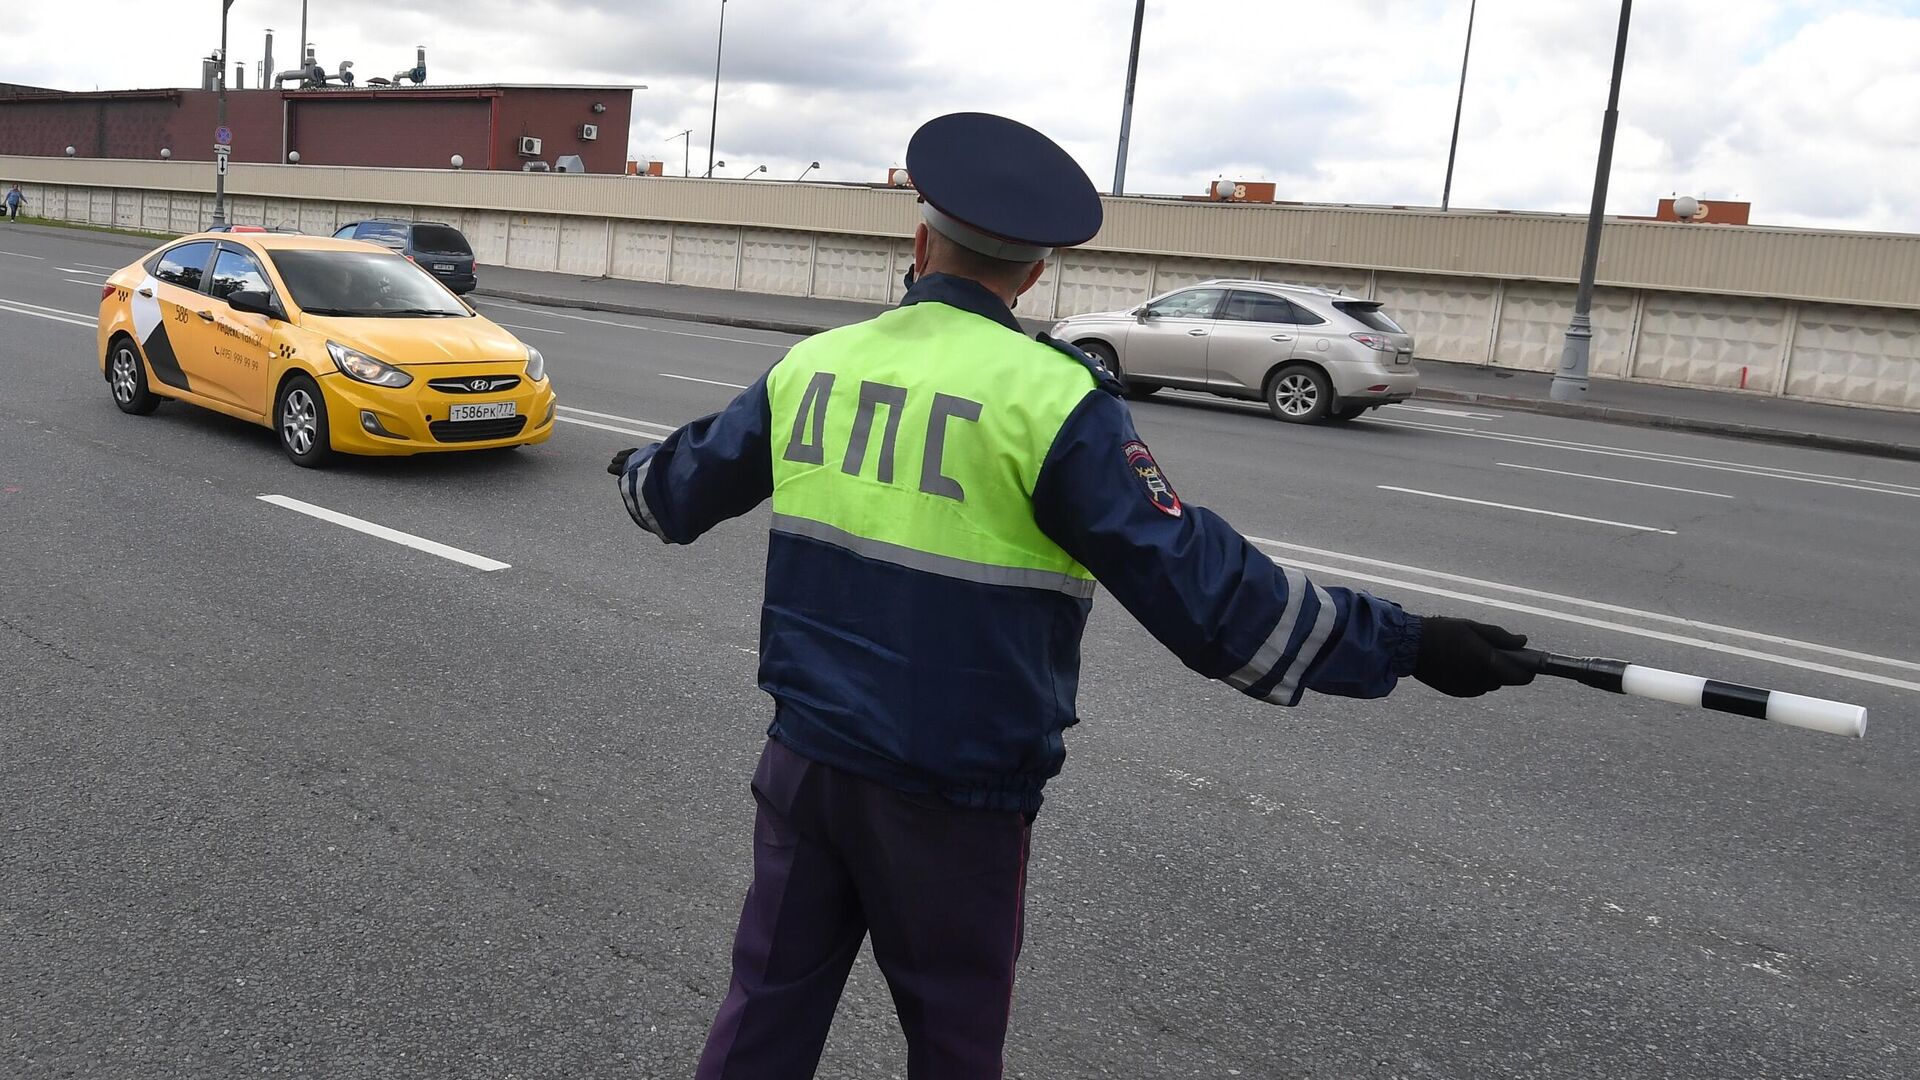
[
  {"xmin": 433, "ymin": 264, "xmax": 455, "ymax": 271},
  {"xmin": 1395, "ymin": 351, "xmax": 1412, "ymax": 365},
  {"xmin": 449, "ymin": 402, "xmax": 517, "ymax": 422}
]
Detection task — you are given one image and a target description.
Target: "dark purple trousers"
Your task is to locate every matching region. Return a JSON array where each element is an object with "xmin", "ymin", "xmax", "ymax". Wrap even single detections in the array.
[{"xmin": 697, "ymin": 739, "xmax": 1033, "ymax": 1079}]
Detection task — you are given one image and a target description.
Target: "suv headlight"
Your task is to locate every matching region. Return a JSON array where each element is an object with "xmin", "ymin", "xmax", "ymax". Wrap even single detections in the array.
[
  {"xmin": 327, "ymin": 341, "xmax": 412, "ymax": 387},
  {"xmin": 525, "ymin": 344, "xmax": 547, "ymax": 382}
]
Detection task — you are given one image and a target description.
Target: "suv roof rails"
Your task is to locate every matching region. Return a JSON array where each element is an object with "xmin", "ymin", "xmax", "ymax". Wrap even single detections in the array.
[{"xmin": 1196, "ymin": 277, "xmax": 1337, "ymax": 297}]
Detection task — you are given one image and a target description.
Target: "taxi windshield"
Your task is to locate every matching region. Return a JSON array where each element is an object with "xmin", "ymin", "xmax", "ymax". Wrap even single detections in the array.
[{"xmin": 268, "ymin": 249, "xmax": 471, "ymax": 318}]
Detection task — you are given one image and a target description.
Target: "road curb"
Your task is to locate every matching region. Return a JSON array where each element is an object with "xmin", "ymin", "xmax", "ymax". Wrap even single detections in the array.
[
  {"xmin": 1413, "ymin": 386, "xmax": 1920, "ymax": 462},
  {"xmin": 473, "ymin": 288, "xmax": 850, "ymax": 338}
]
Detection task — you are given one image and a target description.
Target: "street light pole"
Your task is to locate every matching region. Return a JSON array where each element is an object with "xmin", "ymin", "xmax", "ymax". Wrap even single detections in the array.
[
  {"xmin": 1111, "ymin": 0, "xmax": 1147, "ymax": 195},
  {"xmin": 1441, "ymin": 0, "xmax": 1476, "ymax": 211},
  {"xmin": 705, "ymin": 0, "xmax": 727, "ymax": 178},
  {"xmin": 1550, "ymin": 0, "xmax": 1634, "ymax": 402},
  {"xmin": 213, "ymin": 0, "xmax": 235, "ymax": 226},
  {"xmin": 669, "ymin": 129, "xmax": 692, "ymax": 177}
]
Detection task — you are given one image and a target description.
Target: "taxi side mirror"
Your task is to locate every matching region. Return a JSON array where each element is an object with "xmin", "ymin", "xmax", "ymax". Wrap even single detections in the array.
[{"xmin": 227, "ymin": 289, "xmax": 283, "ymax": 321}]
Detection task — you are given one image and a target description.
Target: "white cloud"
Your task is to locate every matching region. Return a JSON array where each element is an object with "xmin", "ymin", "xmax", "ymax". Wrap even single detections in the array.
[{"xmin": 2, "ymin": 0, "xmax": 1917, "ymax": 231}]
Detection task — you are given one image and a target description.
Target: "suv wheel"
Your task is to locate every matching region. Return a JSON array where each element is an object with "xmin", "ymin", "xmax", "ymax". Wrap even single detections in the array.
[
  {"xmin": 1082, "ymin": 340, "xmax": 1158, "ymax": 399},
  {"xmin": 1266, "ymin": 364, "xmax": 1331, "ymax": 423},
  {"xmin": 1327, "ymin": 403, "xmax": 1370, "ymax": 423}
]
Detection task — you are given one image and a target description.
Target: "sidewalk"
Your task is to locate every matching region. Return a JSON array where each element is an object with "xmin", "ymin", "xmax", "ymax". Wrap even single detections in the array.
[{"xmin": 478, "ymin": 265, "xmax": 1920, "ymax": 461}]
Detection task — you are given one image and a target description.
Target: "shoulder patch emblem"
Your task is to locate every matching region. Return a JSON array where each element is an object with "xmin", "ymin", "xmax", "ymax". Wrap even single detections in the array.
[{"xmin": 1123, "ymin": 440, "xmax": 1182, "ymax": 517}]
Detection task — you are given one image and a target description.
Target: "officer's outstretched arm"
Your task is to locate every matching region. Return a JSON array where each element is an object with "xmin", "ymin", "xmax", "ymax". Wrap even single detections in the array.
[
  {"xmin": 1032, "ymin": 392, "xmax": 1420, "ymax": 704},
  {"xmin": 616, "ymin": 372, "xmax": 775, "ymax": 544}
]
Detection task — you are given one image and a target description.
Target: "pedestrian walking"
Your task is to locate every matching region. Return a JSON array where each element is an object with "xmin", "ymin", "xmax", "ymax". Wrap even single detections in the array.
[
  {"xmin": 4, "ymin": 185, "xmax": 24, "ymax": 222},
  {"xmin": 610, "ymin": 111, "xmax": 1535, "ymax": 1080}
]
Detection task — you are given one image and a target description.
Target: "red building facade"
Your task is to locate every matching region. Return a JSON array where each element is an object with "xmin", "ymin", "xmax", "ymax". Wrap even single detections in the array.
[{"xmin": 0, "ymin": 85, "xmax": 632, "ymax": 173}]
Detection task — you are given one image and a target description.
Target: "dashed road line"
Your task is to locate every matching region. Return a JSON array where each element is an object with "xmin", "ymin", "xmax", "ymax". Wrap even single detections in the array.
[
  {"xmin": 257, "ymin": 494, "xmax": 510, "ymax": 572},
  {"xmin": 1378, "ymin": 485, "xmax": 1679, "ymax": 534}
]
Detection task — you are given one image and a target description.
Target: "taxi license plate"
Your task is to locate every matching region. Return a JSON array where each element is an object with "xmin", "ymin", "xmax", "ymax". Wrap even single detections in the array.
[{"xmin": 449, "ymin": 402, "xmax": 517, "ymax": 422}]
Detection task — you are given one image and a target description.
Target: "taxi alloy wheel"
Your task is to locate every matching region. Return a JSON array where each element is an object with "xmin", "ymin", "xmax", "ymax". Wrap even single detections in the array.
[
  {"xmin": 276, "ymin": 374, "xmax": 334, "ymax": 468},
  {"xmin": 108, "ymin": 340, "xmax": 161, "ymax": 416},
  {"xmin": 1266, "ymin": 363, "xmax": 1331, "ymax": 424}
]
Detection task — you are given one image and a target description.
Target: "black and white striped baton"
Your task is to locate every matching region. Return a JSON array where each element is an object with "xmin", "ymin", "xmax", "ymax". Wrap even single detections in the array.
[{"xmin": 1502, "ymin": 650, "xmax": 1868, "ymax": 739}]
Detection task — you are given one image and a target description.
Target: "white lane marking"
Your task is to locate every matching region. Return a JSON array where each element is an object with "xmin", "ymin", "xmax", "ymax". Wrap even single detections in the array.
[
  {"xmin": 1253, "ymin": 549, "xmax": 1920, "ymax": 695},
  {"xmin": 1383, "ymin": 403, "xmax": 1503, "ymax": 420},
  {"xmin": 473, "ymin": 300, "xmax": 794, "ymax": 349},
  {"xmin": 0, "ymin": 250, "xmax": 46, "ymax": 260},
  {"xmin": 1245, "ymin": 534, "xmax": 1920, "ymax": 675},
  {"xmin": 493, "ymin": 321, "xmax": 566, "ymax": 335},
  {"xmin": 55, "ymin": 267, "xmax": 106, "ymax": 278},
  {"xmin": 556, "ymin": 404, "xmax": 677, "ymax": 435},
  {"xmin": 557, "ymin": 415, "xmax": 670, "ymax": 440},
  {"xmin": 73, "ymin": 262, "xmax": 120, "ymax": 271},
  {"xmin": 661, "ymin": 372, "xmax": 749, "ymax": 390},
  {"xmin": 1378, "ymin": 485, "xmax": 1678, "ymax": 534},
  {"xmin": 1496, "ymin": 462, "xmax": 1734, "ymax": 499},
  {"xmin": 0, "ymin": 297, "xmax": 93, "ymax": 328},
  {"xmin": 66, "ymin": 279, "xmax": 106, "ymax": 288},
  {"xmin": 1365, "ymin": 415, "xmax": 1920, "ymax": 498},
  {"xmin": 257, "ymin": 495, "xmax": 511, "ymax": 572}
]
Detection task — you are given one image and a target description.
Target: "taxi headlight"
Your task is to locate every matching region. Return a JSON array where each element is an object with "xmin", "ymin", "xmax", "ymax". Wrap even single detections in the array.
[
  {"xmin": 525, "ymin": 344, "xmax": 547, "ymax": 382},
  {"xmin": 327, "ymin": 341, "xmax": 412, "ymax": 388}
]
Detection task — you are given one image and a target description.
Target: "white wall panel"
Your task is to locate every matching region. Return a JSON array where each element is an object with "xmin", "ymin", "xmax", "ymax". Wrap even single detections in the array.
[
  {"xmin": 113, "ymin": 191, "xmax": 141, "ymax": 229},
  {"xmin": 739, "ymin": 228, "xmax": 812, "ymax": 296},
  {"xmin": 610, "ymin": 222, "xmax": 671, "ymax": 281},
  {"xmin": 1634, "ymin": 293, "xmax": 1786, "ymax": 389},
  {"xmin": 141, "ymin": 192, "xmax": 173, "ymax": 231},
  {"xmin": 506, "ymin": 214, "xmax": 561, "ymax": 272},
  {"xmin": 1150, "ymin": 258, "xmax": 1261, "ymax": 293},
  {"xmin": 170, "ymin": 195, "xmax": 204, "ymax": 233},
  {"xmin": 1494, "ymin": 281, "xmax": 1637, "ymax": 375},
  {"xmin": 1258, "ymin": 262, "xmax": 1371, "ymax": 297},
  {"xmin": 812, "ymin": 236, "xmax": 891, "ymax": 301},
  {"xmin": 1787, "ymin": 304, "xmax": 1920, "ymax": 409},
  {"xmin": 296, "ymin": 201, "xmax": 337, "ymax": 235},
  {"xmin": 226, "ymin": 196, "xmax": 268, "ymax": 227},
  {"xmin": 1374, "ymin": 273, "xmax": 1499, "ymax": 363},
  {"xmin": 463, "ymin": 211, "xmax": 511, "ymax": 264},
  {"xmin": 1017, "ymin": 259, "xmax": 1061, "ymax": 320},
  {"xmin": 87, "ymin": 189, "xmax": 114, "ymax": 225},
  {"xmin": 668, "ymin": 224, "xmax": 740, "ymax": 288},
  {"xmin": 885, "ymin": 239, "xmax": 915, "ymax": 305},
  {"xmin": 1055, "ymin": 251, "xmax": 1157, "ymax": 318},
  {"xmin": 557, "ymin": 217, "xmax": 610, "ymax": 276},
  {"xmin": 264, "ymin": 199, "xmax": 305, "ymax": 231}
]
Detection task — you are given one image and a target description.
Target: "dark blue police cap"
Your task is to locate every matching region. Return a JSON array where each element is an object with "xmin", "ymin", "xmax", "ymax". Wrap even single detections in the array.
[{"xmin": 906, "ymin": 112, "xmax": 1103, "ymax": 263}]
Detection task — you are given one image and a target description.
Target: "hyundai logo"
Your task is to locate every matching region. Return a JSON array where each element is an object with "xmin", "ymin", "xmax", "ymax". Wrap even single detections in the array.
[{"xmin": 469, "ymin": 378, "xmax": 492, "ymax": 392}]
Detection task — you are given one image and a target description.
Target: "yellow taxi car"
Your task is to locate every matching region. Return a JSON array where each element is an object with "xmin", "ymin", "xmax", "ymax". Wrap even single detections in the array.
[{"xmin": 97, "ymin": 233, "xmax": 555, "ymax": 466}]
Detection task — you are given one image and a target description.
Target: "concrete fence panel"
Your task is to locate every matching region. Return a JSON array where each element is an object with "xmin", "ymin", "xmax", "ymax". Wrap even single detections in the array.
[
  {"xmin": 1788, "ymin": 304, "xmax": 1920, "ymax": 410},
  {"xmin": 1635, "ymin": 293, "xmax": 1789, "ymax": 391}
]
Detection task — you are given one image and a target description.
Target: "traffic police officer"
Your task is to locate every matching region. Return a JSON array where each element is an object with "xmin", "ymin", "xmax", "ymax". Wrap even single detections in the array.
[{"xmin": 610, "ymin": 112, "xmax": 1534, "ymax": 1079}]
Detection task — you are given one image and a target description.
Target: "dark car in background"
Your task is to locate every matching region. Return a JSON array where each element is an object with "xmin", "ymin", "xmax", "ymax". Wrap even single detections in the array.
[{"xmin": 331, "ymin": 219, "xmax": 478, "ymax": 295}]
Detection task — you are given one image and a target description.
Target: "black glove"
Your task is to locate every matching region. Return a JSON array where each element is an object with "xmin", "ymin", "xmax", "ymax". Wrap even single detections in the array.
[
  {"xmin": 1413, "ymin": 617, "xmax": 1536, "ymax": 698},
  {"xmin": 608, "ymin": 447, "xmax": 642, "ymax": 476}
]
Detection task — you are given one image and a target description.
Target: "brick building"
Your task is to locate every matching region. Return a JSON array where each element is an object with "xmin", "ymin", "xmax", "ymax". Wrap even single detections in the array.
[{"xmin": 0, "ymin": 84, "xmax": 633, "ymax": 173}]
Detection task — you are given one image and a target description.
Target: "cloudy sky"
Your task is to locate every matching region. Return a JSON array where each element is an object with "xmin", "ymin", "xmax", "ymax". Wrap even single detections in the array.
[{"xmin": 5, "ymin": 0, "xmax": 1919, "ymax": 232}]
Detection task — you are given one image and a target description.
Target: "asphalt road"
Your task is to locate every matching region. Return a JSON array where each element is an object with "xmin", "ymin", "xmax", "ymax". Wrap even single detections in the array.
[{"xmin": 4, "ymin": 225, "xmax": 1918, "ymax": 1080}]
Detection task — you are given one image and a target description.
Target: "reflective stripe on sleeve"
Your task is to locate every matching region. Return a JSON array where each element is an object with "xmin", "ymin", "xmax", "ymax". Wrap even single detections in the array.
[
  {"xmin": 1266, "ymin": 585, "xmax": 1337, "ymax": 705},
  {"xmin": 1224, "ymin": 566, "xmax": 1308, "ymax": 693},
  {"xmin": 622, "ymin": 456, "xmax": 666, "ymax": 540}
]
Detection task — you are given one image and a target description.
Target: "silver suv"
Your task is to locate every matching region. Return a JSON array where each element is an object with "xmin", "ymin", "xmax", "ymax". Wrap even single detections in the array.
[{"xmin": 1052, "ymin": 280, "xmax": 1418, "ymax": 423}]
